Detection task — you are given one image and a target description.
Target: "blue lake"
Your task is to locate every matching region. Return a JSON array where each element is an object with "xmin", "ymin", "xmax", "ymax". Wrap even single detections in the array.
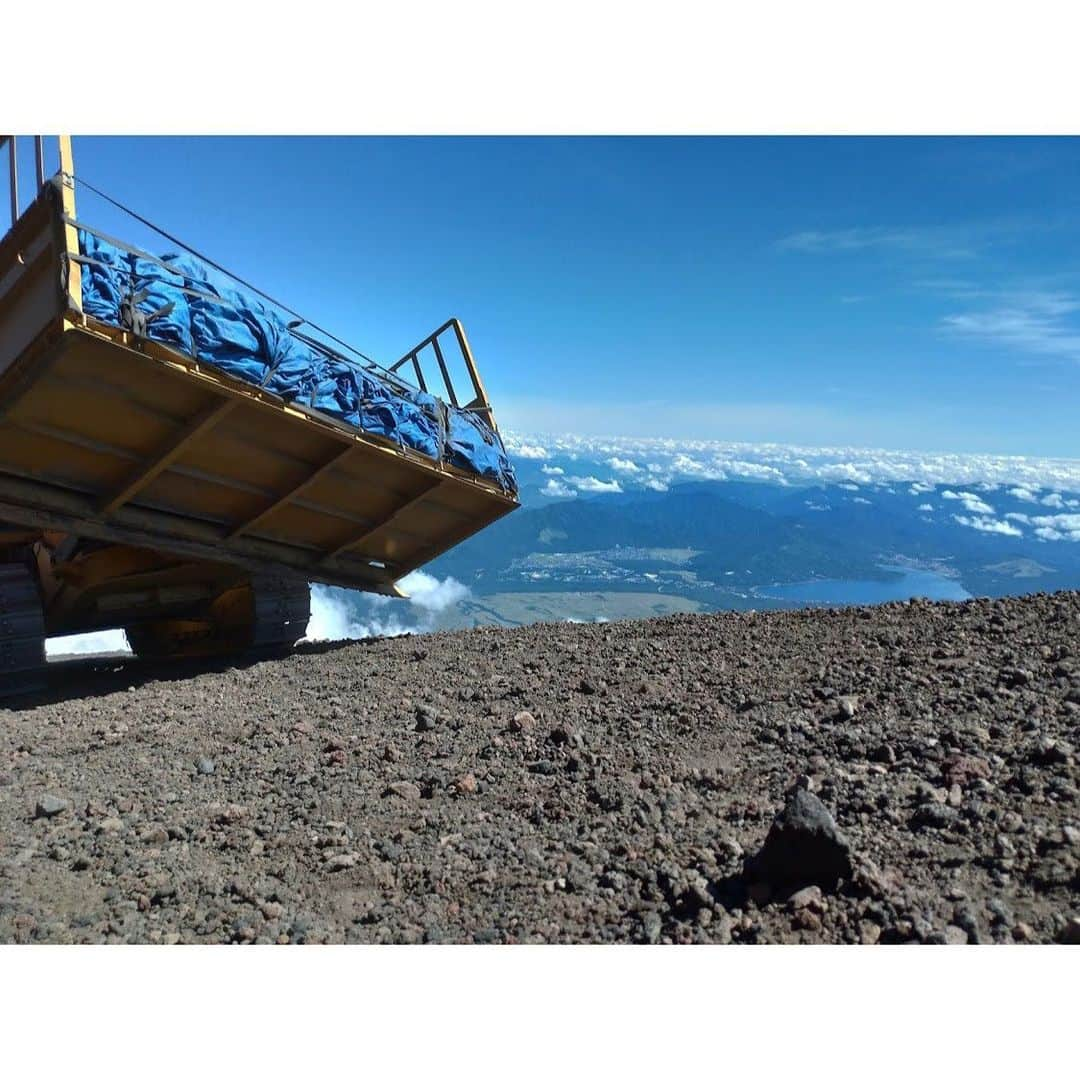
[{"xmin": 763, "ymin": 567, "xmax": 971, "ymax": 606}]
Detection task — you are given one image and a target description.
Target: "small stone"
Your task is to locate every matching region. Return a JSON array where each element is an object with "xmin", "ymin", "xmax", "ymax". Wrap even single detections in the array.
[
  {"xmin": 454, "ymin": 774, "xmax": 478, "ymax": 795},
  {"xmin": 35, "ymin": 795, "xmax": 69, "ymax": 819},
  {"xmin": 196, "ymin": 758, "xmax": 215, "ymax": 776},
  {"xmin": 509, "ymin": 710, "xmax": 536, "ymax": 733},
  {"xmin": 578, "ymin": 678, "xmax": 597, "ymax": 695},
  {"xmin": 97, "ymin": 817, "xmax": 124, "ymax": 833},
  {"xmin": 641, "ymin": 911, "xmax": 663, "ymax": 944},
  {"xmin": 383, "ymin": 745, "xmax": 402, "ymax": 763},
  {"xmin": 1012, "ymin": 922, "xmax": 1036, "ymax": 942},
  {"xmin": 712, "ymin": 912, "xmax": 734, "ymax": 945},
  {"xmin": 1058, "ymin": 916, "xmax": 1080, "ymax": 944},
  {"xmin": 944, "ymin": 925, "xmax": 969, "ymax": 945},
  {"xmin": 383, "ymin": 781, "xmax": 422, "ymax": 801},
  {"xmin": 792, "ymin": 909, "xmax": 822, "ymax": 932},
  {"xmin": 325, "ymin": 852, "xmax": 360, "ymax": 872},
  {"xmin": 788, "ymin": 885, "xmax": 824, "ymax": 912},
  {"xmin": 140, "ymin": 825, "xmax": 170, "ymax": 845},
  {"xmin": 414, "ymin": 705, "xmax": 439, "ymax": 732},
  {"xmin": 870, "ymin": 744, "xmax": 896, "ymax": 765},
  {"xmin": 942, "ymin": 754, "xmax": 991, "ymax": 787},
  {"xmin": 910, "ymin": 803, "xmax": 960, "ymax": 831},
  {"xmin": 859, "ymin": 921, "xmax": 882, "ymax": 945},
  {"xmin": 836, "ymin": 695, "xmax": 859, "ymax": 719}
]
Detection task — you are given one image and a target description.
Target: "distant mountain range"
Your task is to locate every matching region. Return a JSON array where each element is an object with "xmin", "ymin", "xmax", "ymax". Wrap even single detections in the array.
[
  {"xmin": 316, "ymin": 452, "xmax": 1080, "ymax": 635},
  {"xmin": 426, "ymin": 468, "xmax": 1080, "ymax": 620}
]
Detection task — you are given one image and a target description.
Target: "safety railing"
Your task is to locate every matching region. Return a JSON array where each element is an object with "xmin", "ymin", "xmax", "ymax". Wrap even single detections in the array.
[
  {"xmin": 2, "ymin": 136, "xmax": 71, "ymax": 237},
  {"xmin": 389, "ymin": 318, "xmax": 497, "ymax": 433}
]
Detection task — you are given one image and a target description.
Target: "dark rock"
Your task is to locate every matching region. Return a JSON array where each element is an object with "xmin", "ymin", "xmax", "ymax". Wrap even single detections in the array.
[
  {"xmin": 744, "ymin": 784, "xmax": 853, "ymax": 892},
  {"xmin": 35, "ymin": 794, "xmax": 69, "ymax": 819},
  {"xmin": 1056, "ymin": 917, "xmax": 1080, "ymax": 944},
  {"xmin": 910, "ymin": 803, "xmax": 960, "ymax": 831}
]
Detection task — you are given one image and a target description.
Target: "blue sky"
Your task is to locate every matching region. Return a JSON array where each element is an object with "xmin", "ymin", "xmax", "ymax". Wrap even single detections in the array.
[{"xmin": 51, "ymin": 136, "xmax": 1080, "ymax": 457}]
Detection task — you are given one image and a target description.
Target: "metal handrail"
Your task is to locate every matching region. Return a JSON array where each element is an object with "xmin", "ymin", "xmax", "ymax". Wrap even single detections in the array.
[
  {"xmin": 390, "ymin": 318, "xmax": 497, "ymax": 432},
  {"xmin": 2, "ymin": 136, "xmax": 53, "ymax": 237}
]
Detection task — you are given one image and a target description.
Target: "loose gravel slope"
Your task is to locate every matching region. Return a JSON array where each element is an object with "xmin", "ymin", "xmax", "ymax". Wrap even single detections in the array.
[{"xmin": 1, "ymin": 591, "xmax": 1077, "ymax": 944}]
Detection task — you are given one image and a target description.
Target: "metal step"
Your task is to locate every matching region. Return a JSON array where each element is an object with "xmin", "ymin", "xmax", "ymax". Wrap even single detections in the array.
[{"xmin": 0, "ymin": 563, "xmax": 46, "ymax": 699}]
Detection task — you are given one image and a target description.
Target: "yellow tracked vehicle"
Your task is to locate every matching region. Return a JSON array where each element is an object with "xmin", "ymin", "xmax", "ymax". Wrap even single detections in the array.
[{"xmin": 0, "ymin": 137, "xmax": 518, "ymax": 696}]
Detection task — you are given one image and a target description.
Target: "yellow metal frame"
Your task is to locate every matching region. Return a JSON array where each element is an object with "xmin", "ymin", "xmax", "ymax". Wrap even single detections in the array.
[{"xmin": 0, "ymin": 135, "xmax": 519, "ymax": 613}]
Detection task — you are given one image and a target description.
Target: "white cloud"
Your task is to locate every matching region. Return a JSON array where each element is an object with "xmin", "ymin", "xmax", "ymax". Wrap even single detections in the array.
[
  {"xmin": 643, "ymin": 478, "xmax": 669, "ymax": 492},
  {"xmin": 607, "ymin": 457, "xmax": 640, "ymax": 473},
  {"xmin": 1040, "ymin": 492, "xmax": 1066, "ymax": 508},
  {"xmin": 943, "ymin": 290, "xmax": 1080, "ymax": 363},
  {"xmin": 510, "ymin": 443, "xmax": 549, "ymax": 460},
  {"xmin": 1008, "ymin": 486, "xmax": 1038, "ymax": 502},
  {"xmin": 726, "ymin": 460, "xmax": 785, "ymax": 482},
  {"xmin": 941, "ymin": 490, "xmax": 995, "ymax": 515},
  {"xmin": 306, "ymin": 572, "xmax": 469, "ymax": 642},
  {"xmin": 541, "ymin": 464, "xmax": 564, "ymax": 475},
  {"xmin": 778, "ymin": 224, "xmax": 982, "ymax": 259},
  {"xmin": 567, "ymin": 475, "xmax": 623, "ymax": 494},
  {"xmin": 852, "ymin": 497, "xmax": 872, "ymax": 505},
  {"xmin": 952, "ymin": 514, "xmax": 1023, "ymax": 537},
  {"xmin": 399, "ymin": 571, "xmax": 470, "ymax": 612},
  {"xmin": 909, "ymin": 482, "xmax": 934, "ymax": 495},
  {"xmin": 917, "ymin": 503, "xmax": 934, "ymax": 512},
  {"xmin": 1022, "ymin": 512, "xmax": 1080, "ymax": 542},
  {"xmin": 541, "ymin": 478, "xmax": 576, "ymax": 498}
]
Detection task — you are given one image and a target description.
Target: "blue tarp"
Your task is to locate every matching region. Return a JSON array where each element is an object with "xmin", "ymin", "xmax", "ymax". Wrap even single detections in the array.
[{"xmin": 76, "ymin": 228, "xmax": 517, "ymax": 496}]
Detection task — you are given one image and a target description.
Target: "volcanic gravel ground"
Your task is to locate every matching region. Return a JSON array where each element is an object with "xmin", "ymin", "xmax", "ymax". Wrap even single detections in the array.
[{"xmin": 1, "ymin": 592, "xmax": 1078, "ymax": 944}]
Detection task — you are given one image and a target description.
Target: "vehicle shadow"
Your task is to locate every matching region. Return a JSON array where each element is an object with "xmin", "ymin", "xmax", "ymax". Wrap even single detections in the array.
[{"xmin": 3, "ymin": 638, "xmax": 367, "ymax": 711}]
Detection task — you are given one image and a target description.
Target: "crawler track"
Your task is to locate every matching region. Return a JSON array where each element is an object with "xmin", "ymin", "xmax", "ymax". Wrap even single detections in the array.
[{"xmin": 0, "ymin": 563, "xmax": 46, "ymax": 698}]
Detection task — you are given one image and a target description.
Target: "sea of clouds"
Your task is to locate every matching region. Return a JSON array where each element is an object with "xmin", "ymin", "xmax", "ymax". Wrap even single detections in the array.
[
  {"xmin": 505, "ymin": 431, "xmax": 1080, "ymax": 492},
  {"xmin": 504, "ymin": 431, "xmax": 1080, "ymax": 542}
]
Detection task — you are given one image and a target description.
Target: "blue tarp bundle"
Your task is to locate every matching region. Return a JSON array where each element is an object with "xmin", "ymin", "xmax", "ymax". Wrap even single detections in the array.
[{"xmin": 76, "ymin": 228, "xmax": 517, "ymax": 496}]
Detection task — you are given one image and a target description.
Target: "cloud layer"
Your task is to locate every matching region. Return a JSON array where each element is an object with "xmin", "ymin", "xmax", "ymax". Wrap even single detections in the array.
[{"xmin": 504, "ymin": 430, "xmax": 1080, "ymax": 492}]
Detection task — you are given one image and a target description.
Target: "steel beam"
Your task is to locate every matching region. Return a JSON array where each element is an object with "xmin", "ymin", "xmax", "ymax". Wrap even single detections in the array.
[
  {"xmin": 321, "ymin": 479, "xmax": 444, "ymax": 563},
  {"xmin": 226, "ymin": 444, "xmax": 355, "ymax": 540},
  {"xmin": 98, "ymin": 398, "xmax": 237, "ymax": 515}
]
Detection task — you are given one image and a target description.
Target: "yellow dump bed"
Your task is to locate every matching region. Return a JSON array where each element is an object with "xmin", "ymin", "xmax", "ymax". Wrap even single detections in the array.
[{"xmin": 0, "ymin": 166, "xmax": 518, "ymax": 598}]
